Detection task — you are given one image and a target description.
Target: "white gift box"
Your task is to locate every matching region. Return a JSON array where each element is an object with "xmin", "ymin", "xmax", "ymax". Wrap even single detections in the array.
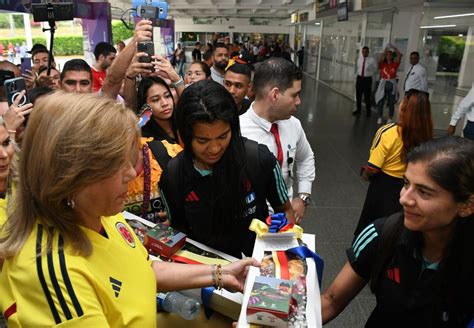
[{"xmin": 237, "ymin": 232, "xmax": 322, "ymax": 328}]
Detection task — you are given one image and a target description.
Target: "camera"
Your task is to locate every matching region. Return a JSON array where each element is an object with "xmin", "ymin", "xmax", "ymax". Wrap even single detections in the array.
[
  {"xmin": 32, "ymin": 2, "xmax": 74, "ymax": 22},
  {"xmin": 133, "ymin": 1, "xmax": 168, "ymax": 19}
]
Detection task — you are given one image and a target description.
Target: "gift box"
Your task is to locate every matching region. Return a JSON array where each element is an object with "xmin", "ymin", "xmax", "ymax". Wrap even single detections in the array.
[
  {"xmin": 246, "ymin": 276, "xmax": 293, "ymax": 327},
  {"xmin": 238, "ymin": 214, "xmax": 322, "ymax": 328},
  {"xmin": 123, "ymin": 211, "xmax": 243, "ymax": 320},
  {"xmin": 144, "ymin": 223, "xmax": 186, "ymax": 258}
]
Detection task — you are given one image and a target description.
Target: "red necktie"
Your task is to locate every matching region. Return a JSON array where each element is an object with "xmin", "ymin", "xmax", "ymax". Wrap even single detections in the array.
[
  {"xmin": 361, "ymin": 58, "xmax": 366, "ymax": 77},
  {"xmin": 270, "ymin": 123, "xmax": 283, "ymax": 167}
]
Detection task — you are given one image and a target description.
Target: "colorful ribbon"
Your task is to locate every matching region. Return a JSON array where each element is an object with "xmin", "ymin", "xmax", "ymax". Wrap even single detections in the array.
[
  {"xmin": 249, "ymin": 213, "xmax": 303, "ymax": 239},
  {"xmin": 288, "ymin": 246, "xmax": 324, "ymax": 287}
]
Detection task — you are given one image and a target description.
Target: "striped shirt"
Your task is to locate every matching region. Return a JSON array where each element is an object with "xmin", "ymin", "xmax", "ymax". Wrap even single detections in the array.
[
  {"xmin": 367, "ymin": 123, "xmax": 405, "ymax": 179},
  {"xmin": 0, "ymin": 214, "xmax": 156, "ymax": 327}
]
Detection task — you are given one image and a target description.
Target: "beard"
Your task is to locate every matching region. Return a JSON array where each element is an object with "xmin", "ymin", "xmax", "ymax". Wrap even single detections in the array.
[{"xmin": 214, "ymin": 60, "xmax": 228, "ymax": 70}]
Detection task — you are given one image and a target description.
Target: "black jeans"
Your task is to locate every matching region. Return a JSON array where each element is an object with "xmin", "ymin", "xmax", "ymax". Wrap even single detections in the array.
[{"xmin": 356, "ymin": 76, "xmax": 372, "ymax": 112}]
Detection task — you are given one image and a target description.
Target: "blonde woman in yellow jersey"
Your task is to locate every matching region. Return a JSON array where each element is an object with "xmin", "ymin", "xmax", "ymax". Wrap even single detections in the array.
[
  {"xmin": 0, "ymin": 92, "xmax": 258, "ymax": 327},
  {"xmin": 0, "ymin": 121, "xmax": 15, "ymax": 227}
]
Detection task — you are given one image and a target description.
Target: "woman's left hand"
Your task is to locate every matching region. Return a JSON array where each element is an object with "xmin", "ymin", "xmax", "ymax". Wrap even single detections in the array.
[
  {"xmin": 221, "ymin": 258, "xmax": 260, "ymax": 293},
  {"xmin": 150, "ymin": 54, "xmax": 181, "ymax": 84}
]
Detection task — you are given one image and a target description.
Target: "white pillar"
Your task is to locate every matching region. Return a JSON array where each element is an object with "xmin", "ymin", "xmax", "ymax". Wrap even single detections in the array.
[
  {"xmin": 23, "ymin": 14, "xmax": 33, "ymax": 50},
  {"xmin": 9, "ymin": 14, "xmax": 15, "ymax": 36}
]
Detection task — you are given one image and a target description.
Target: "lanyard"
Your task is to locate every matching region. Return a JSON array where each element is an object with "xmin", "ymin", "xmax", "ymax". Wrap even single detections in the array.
[{"xmin": 141, "ymin": 144, "xmax": 152, "ymax": 220}]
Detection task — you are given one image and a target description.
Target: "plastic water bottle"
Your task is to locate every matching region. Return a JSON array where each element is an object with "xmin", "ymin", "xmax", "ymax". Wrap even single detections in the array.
[{"xmin": 157, "ymin": 292, "xmax": 201, "ymax": 320}]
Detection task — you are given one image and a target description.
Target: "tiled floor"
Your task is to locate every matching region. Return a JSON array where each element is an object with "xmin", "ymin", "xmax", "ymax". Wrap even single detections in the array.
[{"xmin": 295, "ymin": 75, "xmax": 379, "ymax": 327}]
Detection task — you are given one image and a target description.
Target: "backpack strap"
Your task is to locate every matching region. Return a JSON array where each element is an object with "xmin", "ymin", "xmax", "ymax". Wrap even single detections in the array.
[
  {"xmin": 147, "ymin": 139, "xmax": 172, "ymax": 170},
  {"xmin": 243, "ymin": 138, "xmax": 261, "ymax": 196}
]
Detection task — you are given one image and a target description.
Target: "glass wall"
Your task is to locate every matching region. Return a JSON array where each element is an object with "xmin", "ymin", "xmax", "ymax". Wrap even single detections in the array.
[
  {"xmin": 319, "ymin": 13, "xmax": 362, "ymax": 97},
  {"xmin": 417, "ymin": 4, "xmax": 474, "ymax": 130},
  {"xmin": 303, "ymin": 23, "xmax": 321, "ymax": 76}
]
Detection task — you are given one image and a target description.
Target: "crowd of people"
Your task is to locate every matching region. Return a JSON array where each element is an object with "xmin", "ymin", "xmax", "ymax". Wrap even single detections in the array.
[{"xmin": 0, "ymin": 17, "xmax": 472, "ymax": 327}]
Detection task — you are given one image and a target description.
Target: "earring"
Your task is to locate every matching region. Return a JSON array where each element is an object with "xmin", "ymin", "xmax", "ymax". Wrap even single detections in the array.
[{"xmin": 67, "ymin": 198, "xmax": 75, "ymax": 209}]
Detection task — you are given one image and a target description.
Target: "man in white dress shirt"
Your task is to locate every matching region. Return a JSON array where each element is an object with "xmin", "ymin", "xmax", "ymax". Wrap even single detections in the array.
[
  {"xmin": 354, "ymin": 46, "xmax": 377, "ymax": 116},
  {"xmin": 447, "ymin": 82, "xmax": 474, "ymax": 140},
  {"xmin": 404, "ymin": 51, "xmax": 428, "ymax": 93},
  {"xmin": 240, "ymin": 57, "xmax": 315, "ymax": 223}
]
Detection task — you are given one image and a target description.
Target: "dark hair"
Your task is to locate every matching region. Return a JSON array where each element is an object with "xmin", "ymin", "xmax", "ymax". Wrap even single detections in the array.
[
  {"xmin": 60, "ymin": 59, "xmax": 92, "ymax": 81},
  {"xmin": 93, "ymin": 42, "xmax": 117, "ymax": 60},
  {"xmin": 176, "ymin": 80, "xmax": 248, "ymax": 229},
  {"xmin": 410, "ymin": 51, "xmax": 420, "ymax": 58},
  {"xmin": 203, "ymin": 50, "xmax": 213, "ymax": 61},
  {"xmin": 213, "ymin": 42, "xmax": 228, "ymax": 53},
  {"xmin": 195, "ymin": 42, "xmax": 201, "ymax": 46},
  {"xmin": 189, "ymin": 61, "xmax": 211, "ymax": 78},
  {"xmin": 371, "ymin": 137, "xmax": 474, "ymax": 322},
  {"xmin": 31, "ymin": 48, "xmax": 55, "ymax": 64},
  {"xmin": 137, "ymin": 76, "xmax": 177, "ymax": 141},
  {"xmin": 362, "ymin": 46, "xmax": 369, "ymax": 51},
  {"xmin": 225, "ymin": 63, "xmax": 251, "ymax": 81},
  {"xmin": 28, "ymin": 86, "xmax": 53, "ymax": 104},
  {"xmin": 253, "ymin": 57, "xmax": 302, "ymax": 99},
  {"xmin": 137, "ymin": 76, "xmax": 174, "ymax": 113},
  {"xmin": 397, "ymin": 91, "xmax": 433, "ymax": 160}
]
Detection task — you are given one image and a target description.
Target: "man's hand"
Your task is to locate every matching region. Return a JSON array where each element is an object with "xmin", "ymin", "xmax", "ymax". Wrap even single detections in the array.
[
  {"xmin": 22, "ymin": 69, "xmax": 36, "ymax": 90},
  {"xmin": 127, "ymin": 52, "xmax": 155, "ymax": 78},
  {"xmin": 133, "ymin": 19, "xmax": 153, "ymax": 43},
  {"xmin": 447, "ymin": 125, "xmax": 455, "ymax": 135},
  {"xmin": 291, "ymin": 198, "xmax": 306, "ymax": 224}
]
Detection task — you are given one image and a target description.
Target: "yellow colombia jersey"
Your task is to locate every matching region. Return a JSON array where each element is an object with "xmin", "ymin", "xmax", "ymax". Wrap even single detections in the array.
[
  {"xmin": 0, "ymin": 182, "xmax": 15, "ymax": 227},
  {"xmin": 0, "ymin": 213, "xmax": 156, "ymax": 327},
  {"xmin": 368, "ymin": 123, "xmax": 405, "ymax": 179}
]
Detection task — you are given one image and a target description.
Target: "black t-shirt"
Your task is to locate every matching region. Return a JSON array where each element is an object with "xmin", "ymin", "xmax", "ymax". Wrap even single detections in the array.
[
  {"xmin": 141, "ymin": 118, "xmax": 176, "ymax": 144},
  {"xmin": 348, "ymin": 216, "xmax": 473, "ymax": 327},
  {"xmin": 238, "ymin": 98, "xmax": 252, "ymax": 116},
  {"xmin": 192, "ymin": 48, "xmax": 202, "ymax": 61},
  {"xmin": 159, "ymin": 141, "xmax": 289, "ymax": 257}
]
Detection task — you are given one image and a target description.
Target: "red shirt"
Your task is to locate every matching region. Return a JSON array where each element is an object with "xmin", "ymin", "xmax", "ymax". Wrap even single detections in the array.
[
  {"xmin": 91, "ymin": 67, "xmax": 106, "ymax": 93},
  {"xmin": 380, "ymin": 62, "xmax": 400, "ymax": 80}
]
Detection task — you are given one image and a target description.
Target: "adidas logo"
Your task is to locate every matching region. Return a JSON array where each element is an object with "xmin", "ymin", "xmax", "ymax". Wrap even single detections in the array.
[
  {"xmin": 185, "ymin": 191, "xmax": 200, "ymax": 202},
  {"xmin": 110, "ymin": 277, "xmax": 122, "ymax": 298}
]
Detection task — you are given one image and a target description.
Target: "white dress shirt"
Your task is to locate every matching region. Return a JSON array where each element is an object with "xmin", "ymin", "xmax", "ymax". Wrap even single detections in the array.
[
  {"xmin": 240, "ymin": 104, "xmax": 315, "ymax": 199},
  {"xmin": 357, "ymin": 56, "xmax": 377, "ymax": 77},
  {"xmin": 210, "ymin": 66, "xmax": 224, "ymax": 85},
  {"xmin": 404, "ymin": 63, "xmax": 428, "ymax": 92},
  {"xmin": 450, "ymin": 84, "xmax": 474, "ymax": 126}
]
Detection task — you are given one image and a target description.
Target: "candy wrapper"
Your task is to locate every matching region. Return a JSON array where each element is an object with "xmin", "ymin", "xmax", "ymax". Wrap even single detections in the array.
[{"xmin": 238, "ymin": 215, "xmax": 322, "ymax": 328}]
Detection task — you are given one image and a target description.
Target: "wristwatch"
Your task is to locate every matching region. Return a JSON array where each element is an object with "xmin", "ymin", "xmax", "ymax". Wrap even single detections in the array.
[
  {"xmin": 298, "ymin": 194, "xmax": 311, "ymax": 206},
  {"xmin": 170, "ymin": 78, "xmax": 184, "ymax": 89}
]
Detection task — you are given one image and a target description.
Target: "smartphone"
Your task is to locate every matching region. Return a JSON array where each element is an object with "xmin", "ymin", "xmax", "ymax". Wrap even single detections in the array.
[
  {"xmin": 4, "ymin": 77, "xmax": 30, "ymax": 107},
  {"xmin": 20, "ymin": 57, "xmax": 32, "ymax": 75},
  {"xmin": 138, "ymin": 41, "xmax": 154, "ymax": 64}
]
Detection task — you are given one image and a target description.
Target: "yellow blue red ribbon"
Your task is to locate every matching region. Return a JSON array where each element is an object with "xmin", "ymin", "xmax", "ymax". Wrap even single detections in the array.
[{"xmin": 249, "ymin": 213, "xmax": 303, "ymax": 238}]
